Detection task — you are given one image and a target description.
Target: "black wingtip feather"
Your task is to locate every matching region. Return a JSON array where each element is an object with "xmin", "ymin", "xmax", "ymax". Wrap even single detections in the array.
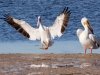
[
  {"xmin": 64, "ymin": 7, "xmax": 68, "ymax": 13},
  {"xmin": 3, "ymin": 14, "xmax": 12, "ymax": 21},
  {"xmin": 62, "ymin": 7, "xmax": 69, "ymax": 13},
  {"xmin": 61, "ymin": 7, "xmax": 71, "ymax": 14},
  {"xmin": 68, "ymin": 11, "xmax": 71, "ymax": 14},
  {"xmin": 61, "ymin": 7, "xmax": 66, "ymax": 13},
  {"xmin": 60, "ymin": 7, "xmax": 71, "ymax": 34}
]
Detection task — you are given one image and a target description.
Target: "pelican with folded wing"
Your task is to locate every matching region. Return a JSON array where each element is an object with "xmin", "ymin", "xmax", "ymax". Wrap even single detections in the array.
[
  {"xmin": 77, "ymin": 17, "xmax": 100, "ymax": 54},
  {"xmin": 4, "ymin": 7, "xmax": 71, "ymax": 50}
]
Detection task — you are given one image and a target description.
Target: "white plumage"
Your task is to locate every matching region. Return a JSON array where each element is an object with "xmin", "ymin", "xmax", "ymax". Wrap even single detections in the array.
[
  {"xmin": 4, "ymin": 7, "xmax": 71, "ymax": 50},
  {"xmin": 77, "ymin": 17, "xmax": 100, "ymax": 54}
]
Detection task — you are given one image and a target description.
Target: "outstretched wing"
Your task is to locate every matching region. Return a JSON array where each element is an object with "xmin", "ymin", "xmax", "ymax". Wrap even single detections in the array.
[
  {"xmin": 4, "ymin": 14, "xmax": 40, "ymax": 40},
  {"xmin": 49, "ymin": 7, "xmax": 71, "ymax": 39}
]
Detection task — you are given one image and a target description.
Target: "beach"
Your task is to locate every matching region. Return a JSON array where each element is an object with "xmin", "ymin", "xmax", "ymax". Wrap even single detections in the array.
[{"xmin": 0, "ymin": 53, "xmax": 100, "ymax": 75}]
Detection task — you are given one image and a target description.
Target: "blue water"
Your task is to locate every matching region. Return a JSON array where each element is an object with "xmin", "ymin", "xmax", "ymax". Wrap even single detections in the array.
[
  {"xmin": 0, "ymin": 0, "xmax": 100, "ymax": 53},
  {"xmin": 0, "ymin": 41, "xmax": 100, "ymax": 54}
]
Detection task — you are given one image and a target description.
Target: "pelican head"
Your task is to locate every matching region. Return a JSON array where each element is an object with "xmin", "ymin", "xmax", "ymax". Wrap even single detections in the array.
[
  {"xmin": 81, "ymin": 17, "xmax": 94, "ymax": 34},
  {"xmin": 37, "ymin": 16, "xmax": 41, "ymax": 26}
]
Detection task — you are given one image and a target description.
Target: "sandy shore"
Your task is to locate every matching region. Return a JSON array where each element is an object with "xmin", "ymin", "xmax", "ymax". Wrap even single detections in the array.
[{"xmin": 0, "ymin": 53, "xmax": 100, "ymax": 75}]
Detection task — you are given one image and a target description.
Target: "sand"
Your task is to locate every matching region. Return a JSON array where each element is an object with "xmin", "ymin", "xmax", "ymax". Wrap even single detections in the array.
[{"xmin": 0, "ymin": 53, "xmax": 100, "ymax": 75}]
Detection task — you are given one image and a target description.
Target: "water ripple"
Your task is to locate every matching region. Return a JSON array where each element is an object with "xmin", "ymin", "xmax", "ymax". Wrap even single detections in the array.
[{"xmin": 0, "ymin": 0, "xmax": 100, "ymax": 42}]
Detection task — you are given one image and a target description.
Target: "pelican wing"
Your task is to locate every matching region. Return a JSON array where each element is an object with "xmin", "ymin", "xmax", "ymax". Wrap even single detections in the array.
[
  {"xmin": 89, "ymin": 34, "xmax": 100, "ymax": 45},
  {"xmin": 76, "ymin": 29, "xmax": 83, "ymax": 38},
  {"xmin": 4, "ymin": 14, "xmax": 40, "ymax": 40},
  {"xmin": 49, "ymin": 7, "xmax": 71, "ymax": 39}
]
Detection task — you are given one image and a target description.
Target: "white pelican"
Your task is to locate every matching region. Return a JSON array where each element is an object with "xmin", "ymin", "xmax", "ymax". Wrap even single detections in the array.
[
  {"xmin": 4, "ymin": 7, "xmax": 71, "ymax": 50},
  {"xmin": 77, "ymin": 17, "xmax": 100, "ymax": 54}
]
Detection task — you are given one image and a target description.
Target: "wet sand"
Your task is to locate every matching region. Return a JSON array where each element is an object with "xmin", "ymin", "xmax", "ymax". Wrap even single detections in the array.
[{"xmin": 0, "ymin": 53, "xmax": 100, "ymax": 75}]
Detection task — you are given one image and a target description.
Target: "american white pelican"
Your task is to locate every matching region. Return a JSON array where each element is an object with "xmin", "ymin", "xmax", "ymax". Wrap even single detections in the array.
[
  {"xmin": 77, "ymin": 17, "xmax": 100, "ymax": 54},
  {"xmin": 4, "ymin": 7, "xmax": 71, "ymax": 50}
]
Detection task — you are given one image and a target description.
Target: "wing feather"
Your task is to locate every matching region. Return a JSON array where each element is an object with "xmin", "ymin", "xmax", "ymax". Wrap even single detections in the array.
[
  {"xmin": 4, "ymin": 14, "xmax": 40, "ymax": 40},
  {"xmin": 49, "ymin": 7, "xmax": 71, "ymax": 39},
  {"xmin": 76, "ymin": 29, "xmax": 83, "ymax": 38},
  {"xmin": 89, "ymin": 34, "xmax": 100, "ymax": 45}
]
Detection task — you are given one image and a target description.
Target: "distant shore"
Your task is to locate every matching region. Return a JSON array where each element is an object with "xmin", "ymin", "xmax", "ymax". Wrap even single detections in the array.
[{"xmin": 0, "ymin": 53, "xmax": 100, "ymax": 75}]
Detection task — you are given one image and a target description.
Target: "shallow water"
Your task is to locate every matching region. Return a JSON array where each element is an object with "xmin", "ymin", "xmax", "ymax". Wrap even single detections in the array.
[{"xmin": 0, "ymin": 41, "xmax": 100, "ymax": 54}]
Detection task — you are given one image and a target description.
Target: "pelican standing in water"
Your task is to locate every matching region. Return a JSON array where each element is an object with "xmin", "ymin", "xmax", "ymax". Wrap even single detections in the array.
[
  {"xmin": 77, "ymin": 17, "xmax": 100, "ymax": 54},
  {"xmin": 4, "ymin": 7, "xmax": 71, "ymax": 50}
]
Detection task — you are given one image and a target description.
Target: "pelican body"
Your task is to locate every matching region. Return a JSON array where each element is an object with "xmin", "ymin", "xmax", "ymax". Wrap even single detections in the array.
[
  {"xmin": 37, "ymin": 16, "xmax": 53, "ymax": 49},
  {"xmin": 77, "ymin": 17, "xmax": 100, "ymax": 54}
]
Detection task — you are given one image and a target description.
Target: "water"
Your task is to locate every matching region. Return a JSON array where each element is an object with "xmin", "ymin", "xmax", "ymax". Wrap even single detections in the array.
[
  {"xmin": 0, "ymin": 0, "xmax": 100, "ymax": 53},
  {"xmin": 0, "ymin": 41, "xmax": 100, "ymax": 54}
]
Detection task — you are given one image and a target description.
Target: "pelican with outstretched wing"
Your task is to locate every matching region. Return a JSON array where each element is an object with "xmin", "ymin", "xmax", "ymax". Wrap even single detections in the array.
[
  {"xmin": 4, "ymin": 7, "xmax": 71, "ymax": 50},
  {"xmin": 77, "ymin": 17, "xmax": 100, "ymax": 54}
]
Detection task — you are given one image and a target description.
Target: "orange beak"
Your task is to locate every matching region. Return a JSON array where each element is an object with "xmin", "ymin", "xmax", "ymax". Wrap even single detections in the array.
[{"xmin": 84, "ymin": 21, "xmax": 94, "ymax": 34}]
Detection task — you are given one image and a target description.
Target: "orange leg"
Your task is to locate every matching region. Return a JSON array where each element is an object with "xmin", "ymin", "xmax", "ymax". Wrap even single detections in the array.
[
  {"xmin": 44, "ymin": 46, "xmax": 48, "ymax": 50},
  {"xmin": 40, "ymin": 45, "xmax": 48, "ymax": 50},
  {"xmin": 42, "ymin": 41, "xmax": 49, "ymax": 50}
]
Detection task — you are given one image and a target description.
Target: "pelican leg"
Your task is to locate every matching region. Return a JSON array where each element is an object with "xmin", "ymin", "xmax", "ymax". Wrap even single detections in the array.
[
  {"xmin": 43, "ymin": 44, "xmax": 48, "ymax": 50},
  {"xmin": 40, "ymin": 46, "xmax": 48, "ymax": 50},
  {"xmin": 84, "ymin": 48, "xmax": 87, "ymax": 54},
  {"xmin": 42, "ymin": 41, "xmax": 49, "ymax": 50},
  {"xmin": 43, "ymin": 47, "xmax": 48, "ymax": 50},
  {"xmin": 90, "ymin": 48, "xmax": 92, "ymax": 54}
]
